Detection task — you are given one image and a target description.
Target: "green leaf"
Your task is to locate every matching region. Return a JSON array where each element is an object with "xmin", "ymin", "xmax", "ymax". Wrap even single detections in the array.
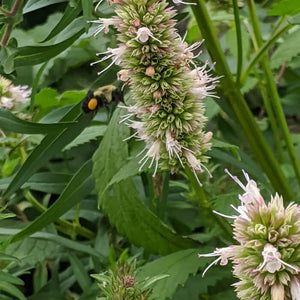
[
  {"xmin": 23, "ymin": 0, "xmax": 68, "ymax": 14},
  {"xmin": 29, "ymin": 272, "xmax": 65, "ymax": 300},
  {"xmin": 7, "ymin": 160, "xmax": 94, "ymax": 244},
  {"xmin": 63, "ymin": 125, "xmax": 107, "ymax": 151},
  {"xmin": 211, "ymin": 138, "xmax": 240, "ymax": 160},
  {"xmin": 203, "ymin": 97, "xmax": 221, "ymax": 120},
  {"xmin": 0, "ymin": 45, "xmax": 16, "ymax": 74},
  {"xmin": 1, "ymin": 228, "xmax": 59, "ymax": 271},
  {"xmin": 225, "ymin": 27, "xmax": 250, "ymax": 60},
  {"xmin": 136, "ymin": 248, "xmax": 211, "ymax": 300},
  {"xmin": 268, "ymin": 0, "xmax": 300, "ymax": 16},
  {"xmin": 270, "ymin": 29, "xmax": 300, "ymax": 69},
  {"xmin": 59, "ymin": 90, "xmax": 87, "ymax": 106},
  {"xmin": 0, "ymin": 252, "xmax": 20, "ymax": 262},
  {"xmin": 0, "ymin": 173, "xmax": 72, "ymax": 194},
  {"xmin": 43, "ymin": 0, "xmax": 82, "ymax": 42},
  {"xmin": 172, "ymin": 271, "xmax": 234, "ymax": 300},
  {"xmin": 0, "ymin": 228, "xmax": 103, "ymax": 259},
  {"xmin": 33, "ymin": 262, "xmax": 48, "ymax": 294},
  {"xmin": 0, "ymin": 271, "xmax": 24, "ymax": 286},
  {"xmin": 93, "ymin": 109, "xmax": 197, "ymax": 255},
  {"xmin": 96, "ymin": 141, "xmax": 144, "ymax": 199},
  {"xmin": 209, "ymin": 149, "xmax": 270, "ymax": 188},
  {"xmin": 288, "ymin": 13, "xmax": 300, "ymax": 24},
  {"xmin": 69, "ymin": 253, "xmax": 92, "ymax": 292},
  {"xmin": 141, "ymin": 274, "xmax": 170, "ymax": 290},
  {"xmin": 81, "ymin": 0, "xmax": 94, "ymax": 24},
  {"xmin": 34, "ymin": 88, "xmax": 59, "ymax": 108},
  {"xmin": 1, "ymin": 157, "xmax": 19, "ymax": 177},
  {"xmin": 103, "ymin": 179, "xmax": 196, "ymax": 255},
  {"xmin": 241, "ymin": 76, "xmax": 259, "ymax": 94},
  {"xmin": 3, "ymin": 104, "xmax": 91, "ymax": 198},
  {"xmin": 30, "ymin": 62, "xmax": 49, "ymax": 110},
  {"xmin": 0, "ymin": 281, "xmax": 26, "ymax": 300},
  {"xmin": 0, "ymin": 109, "xmax": 74, "ymax": 134},
  {"xmin": 14, "ymin": 29, "xmax": 85, "ymax": 67}
]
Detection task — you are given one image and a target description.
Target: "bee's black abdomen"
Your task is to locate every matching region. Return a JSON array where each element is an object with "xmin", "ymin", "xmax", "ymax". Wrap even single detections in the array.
[{"xmin": 111, "ymin": 89, "xmax": 124, "ymax": 104}]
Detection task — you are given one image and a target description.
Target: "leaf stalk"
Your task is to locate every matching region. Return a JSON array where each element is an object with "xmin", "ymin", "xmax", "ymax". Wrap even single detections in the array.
[{"xmin": 192, "ymin": 0, "xmax": 293, "ymax": 199}]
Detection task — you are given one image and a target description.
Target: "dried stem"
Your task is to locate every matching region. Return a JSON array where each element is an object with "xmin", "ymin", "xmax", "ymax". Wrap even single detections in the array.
[{"xmin": 276, "ymin": 63, "xmax": 287, "ymax": 84}]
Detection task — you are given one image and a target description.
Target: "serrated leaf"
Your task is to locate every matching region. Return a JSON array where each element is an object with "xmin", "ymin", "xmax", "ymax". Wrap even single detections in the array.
[
  {"xmin": 93, "ymin": 109, "xmax": 197, "ymax": 255},
  {"xmin": 7, "ymin": 160, "xmax": 94, "ymax": 244},
  {"xmin": 3, "ymin": 104, "xmax": 91, "ymax": 198},
  {"xmin": 0, "ymin": 109, "xmax": 74, "ymax": 134},
  {"xmin": 172, "ymin": 271, "xmax": 235, "ymax": 300},
  {"xmin": 268, "ymin": 0, "xmax": 300, "ymax": 16},
  {"xmin": 97, "ymin": 141, "xmax": 143, "ymax": 198},
  {"xmin": 270, "ymin": 29, "xmax": 300, "ymax": 69},
  {"xmin": 104, "ymin": 179, "xmax": 196, "ymax": 254},
  {"xmin": 136, "ymin": 248, "xmax": 211, "ymax": 300},
  {"xmin": 14, "ymin": 29, "xmax": 85, "ymax": 67},
  {"xmin": 63, "ymin": 125, "xmax": 107, "ymax": 151}
]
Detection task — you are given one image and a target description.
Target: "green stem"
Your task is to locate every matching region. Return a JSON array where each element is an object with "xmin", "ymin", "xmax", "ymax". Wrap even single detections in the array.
[
  {"xmin": 157, "ymin": 173, "xmax": 169, "ymax": 221},
  {"xmin": 263, "ymin": 59, "xmax": 300, "ymax": 183},
  {"xmin": 25, "ymin": 191, "xmax": 95, "ymax": 240},
  {"xmin": 232, "ymin": 0, "xmax": 243, "ymax": 85},
  {"xmin": 75, "ymin": 203, "xmax": 81, "ymax": 225},
  {"xmin": 185, "ymin": 168, "xmax": 233, "ymax": 242},
  {"xmin": 0, "ymin": 7, "xmax": 10, "ymax": 15},
  {"xmin": 192, "ymin": 0, "xmax": 292, "ymax": 199},
  {"xmin": 240, "ymin": 23, "xmax": 291, "ymax": 86},
  {"xmin": 271, "ymin": 15, "xmax": 287, "ymax": 36},
  {"xmin": 256, "ymin": 79, "xmax": 283, "ymax": 161},
  {"xmin": 246, "ymin": 0, "xmax": 300, "ymax": 185}
]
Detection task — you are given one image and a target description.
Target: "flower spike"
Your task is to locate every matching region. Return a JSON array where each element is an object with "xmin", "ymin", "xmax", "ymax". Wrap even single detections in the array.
[
  {"xmin": 90, "ymin": 0, "xmax": 217, "ymax": 183},
  {"xmin": 199, "ymin": 170, "xmax": 300, "ymax": 300}
]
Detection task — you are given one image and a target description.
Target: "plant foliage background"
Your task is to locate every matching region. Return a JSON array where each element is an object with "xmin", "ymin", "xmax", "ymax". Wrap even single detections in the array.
[{"xmin": 0, "ymin": 0, "xmax": 299, "ymax": 299}]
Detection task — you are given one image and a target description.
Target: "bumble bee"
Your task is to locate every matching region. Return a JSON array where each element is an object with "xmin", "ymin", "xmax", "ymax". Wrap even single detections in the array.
[{"xmin": 81, "ymin": 85, "xmax": 123, "ymax": 114}]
